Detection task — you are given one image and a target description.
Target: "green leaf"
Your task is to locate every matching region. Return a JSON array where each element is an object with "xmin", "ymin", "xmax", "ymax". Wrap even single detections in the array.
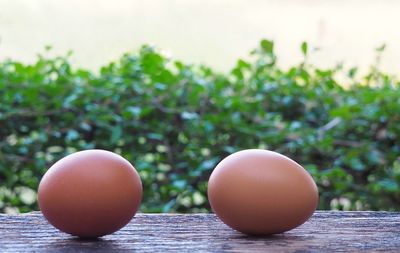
[
  {"xmin": 110, "ymin": 126, "xmax": 123, "ymax": 144},
  {"xmin": 301, "ymin": 41, "xmax": 308, "ymax": 56},
  {"xmin": 260, "ymin": 39, "xmax": 274, "ymax": 54},
  {"xmin": 66, "ymin": 130, "xmax": 79, "ymax": 141},
  {"xmin": 375, "ymin": 44, "xmax": 386, "ymax": 52}
]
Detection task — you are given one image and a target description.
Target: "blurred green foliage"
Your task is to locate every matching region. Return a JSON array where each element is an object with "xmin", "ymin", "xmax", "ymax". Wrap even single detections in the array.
[{"xmin": 0, "ymin": 40, "xmax": 399, "ymax": 213}]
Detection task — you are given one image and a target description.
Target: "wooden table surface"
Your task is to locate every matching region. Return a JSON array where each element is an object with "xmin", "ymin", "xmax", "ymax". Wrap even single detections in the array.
[{"xmin": 1, "ymin": 211, "xmax": 399, "ymax": 252}]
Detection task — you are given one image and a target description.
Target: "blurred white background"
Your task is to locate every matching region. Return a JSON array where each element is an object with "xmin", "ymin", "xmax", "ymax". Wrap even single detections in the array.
[{"xmin": 0, "ymin": 0, "xmax": 399, "ymax": 72}]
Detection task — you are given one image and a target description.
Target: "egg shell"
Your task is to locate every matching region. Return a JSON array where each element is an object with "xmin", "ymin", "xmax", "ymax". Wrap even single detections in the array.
[
  {"xmin": 38, "ymin": 149, "xmax": 142, "ymax": 238},
  {"xmin": 207, "ymin": 149, "xmax": 319, "ymax": 235}
]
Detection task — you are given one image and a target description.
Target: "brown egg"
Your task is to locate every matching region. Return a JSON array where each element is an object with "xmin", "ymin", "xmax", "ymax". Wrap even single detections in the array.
[
  {"xmin": 38, "ymin": 149, "xmax": 142, "ymax": 238},
  {"xmin": 208, "ymin": 149, "xmax": 318, "ymax": 235}
]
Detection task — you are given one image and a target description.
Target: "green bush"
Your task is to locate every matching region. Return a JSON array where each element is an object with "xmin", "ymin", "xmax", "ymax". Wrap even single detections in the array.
[{"xmin": 0, "ymin": 40, "xmax": 399, "ymax": 213}]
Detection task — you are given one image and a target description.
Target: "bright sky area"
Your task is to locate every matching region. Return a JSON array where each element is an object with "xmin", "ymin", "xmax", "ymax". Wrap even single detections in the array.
[{"xmin": 0, "ymin": 0, "xmax": 399, "ymax": 73}]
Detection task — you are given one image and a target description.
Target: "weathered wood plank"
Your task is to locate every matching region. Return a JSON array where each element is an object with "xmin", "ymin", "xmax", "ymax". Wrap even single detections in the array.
[{"xmin": 0, "ymin": 211, "xmax": 399, "ymax": 252}]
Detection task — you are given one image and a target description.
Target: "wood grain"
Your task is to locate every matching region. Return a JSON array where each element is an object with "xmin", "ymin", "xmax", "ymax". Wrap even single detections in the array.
[{"xmin": 1, "ymin": 211, "xmax": 399, "ymax": 252}]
